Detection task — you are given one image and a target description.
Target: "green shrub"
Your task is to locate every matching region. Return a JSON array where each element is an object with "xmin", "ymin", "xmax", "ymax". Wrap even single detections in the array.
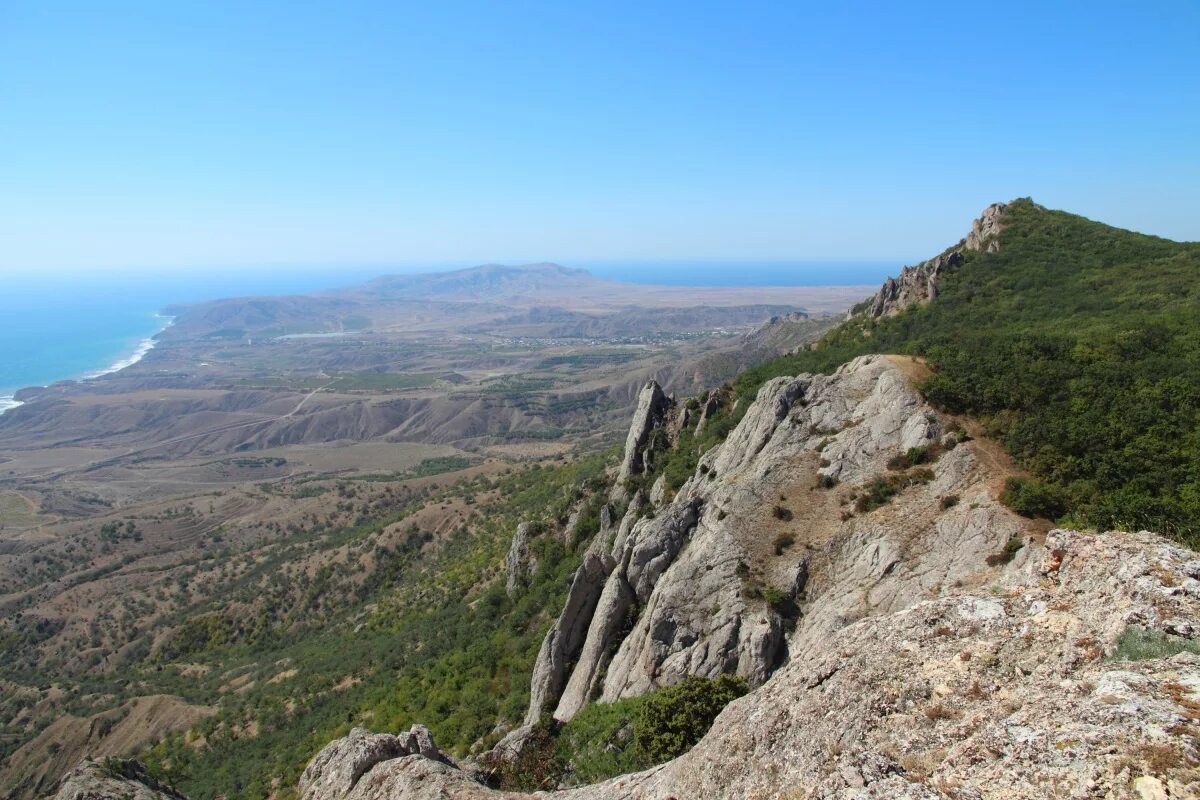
[
  {"xmin": 940, "ymin": 494, "xmax": 959, "ymax": 509},
  {"xmin": 554, "ymin": 696, "xmax": 644, "ymax": 784},
  {"xmin": 1113, "ymin": 626, "xmax": 1200, "ymax": 661},
  {"xmin": 772, "ymin": 533, "xmax": 796, "ymax": 555},
  {"xmin": 634, "ymin": 674, "xmax": 747, "ymax": 764},
  {"xmin": 855, "ymin": 477, "xmax": 899, "ymax": 513},
  {"xmin": 985, "ymin": 536, "xmax": 1024, "ymax": 566},
  {"xmin": 1000, "ymin": 477, "xmax": 1067, "ymax": 520},
  {"xmin": 486, "ymin": 718, "xmax": 562, "ymax": 791},
  {"xmin": 887, "ymin": 444, "xmax": 934, "ymax": 471},
  {"xmin": 763, "ymin": 588, "xmax": 796, "ymax": 618}
]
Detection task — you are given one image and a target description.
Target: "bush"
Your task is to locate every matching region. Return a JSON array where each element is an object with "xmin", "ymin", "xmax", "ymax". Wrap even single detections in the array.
[
  {"xmin": 771, "ymin": 505, "xmax": 793, "ymax": 521},
  {"xmin": 985, "ymin": 536, "xmax": 1024, "ymax": 566},
  {"xmin": 554, "ymin": 696, "xmax": 643, "ymax": 784},
  {"xmin": 887, "ymin": 444, "xmax": 932, "ymax": 471},
  {"xmin": 855, "ymin": 476, "xmax": 899, "ymax": 513},
  {"xmin": 1000, "ymin": 477, "xmax": 1067, "ymax": 520},
  {"xmin": 485, "ymin": 718, "xmax": 561, "ymax": 791},
  {"xmin": 940, "ymin": 494, "xmax": 959, "ymax": 509},
  {"xmin": 635, "ymin": 675, "xmax": 747, "ymax": 764},
  {"xmin": 772, "ymin": 533, "xmax": 796, "ymax": 555}
]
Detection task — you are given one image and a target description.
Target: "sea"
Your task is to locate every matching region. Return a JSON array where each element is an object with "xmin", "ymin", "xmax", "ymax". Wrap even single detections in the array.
[{"xmin": 0, "ymin": 260, "xmax": 898, "ymax": 414}]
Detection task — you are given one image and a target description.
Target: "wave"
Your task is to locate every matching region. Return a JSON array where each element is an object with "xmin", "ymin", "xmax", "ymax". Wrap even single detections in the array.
[{"xmin": 82, "ymin": 315, "xmax": 175, "ymax": 381}]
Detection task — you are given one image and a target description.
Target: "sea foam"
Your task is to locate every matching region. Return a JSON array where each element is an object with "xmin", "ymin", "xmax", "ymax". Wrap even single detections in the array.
[
  {"xmin": 0, "ymin": 396, "xmax": 23, "ymax": 416},
  {"xmin": 82, "ymin": 315, "xmax": 174, "ymax": 380}
]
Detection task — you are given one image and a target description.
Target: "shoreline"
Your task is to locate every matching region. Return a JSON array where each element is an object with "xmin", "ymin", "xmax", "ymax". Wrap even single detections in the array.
[{"xmin": 0, "ymin": 314, "xmax": 174, "ymax": 417}]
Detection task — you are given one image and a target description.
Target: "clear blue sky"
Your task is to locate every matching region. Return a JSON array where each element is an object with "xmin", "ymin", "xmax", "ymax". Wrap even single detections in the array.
[{"xmin": 1, "ymin": 1, "xmax": 1197, "ymax": 274}]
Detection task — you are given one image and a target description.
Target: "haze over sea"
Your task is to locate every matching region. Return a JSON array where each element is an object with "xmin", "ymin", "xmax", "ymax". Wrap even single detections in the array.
[{"xmin": 0, "ymin": 260, "xmax": 894, "ymax": 411}]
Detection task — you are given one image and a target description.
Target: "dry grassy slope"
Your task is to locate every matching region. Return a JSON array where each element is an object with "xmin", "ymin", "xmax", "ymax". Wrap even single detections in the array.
[
  {"xmin": 2, "ymin": 695, "xmax": 214, "ymax": 800},
  {"xmin": 0, "ymin": 459, "xmax": 514, "ymax": 798}
]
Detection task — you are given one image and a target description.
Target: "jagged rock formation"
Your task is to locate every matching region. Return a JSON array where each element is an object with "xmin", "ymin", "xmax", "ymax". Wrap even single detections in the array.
[
  {"xmin": 519, "ymin": 552, "xmax": 613, "ymax": 729},
  {"xmin": 507, "ymin": 355, "xmax": 1014, "ymax": 740},
  {"xmin": 285, "ymin": 524, "xmax": 1200, "ymax": 800},
  {"xmin": 868, "ymin": 202, "xmax": 1008, "ymax": 318},
  {"xmin": 54, "ymin": 759, "xmax": 185, "ymax": 800},
  {"xmin": 505, "ymin": 522, "xmax": 537, "ymax": 596},
  {"xmin": 611, "ymin": 381, "xmax": 670, "ymax": 501}
]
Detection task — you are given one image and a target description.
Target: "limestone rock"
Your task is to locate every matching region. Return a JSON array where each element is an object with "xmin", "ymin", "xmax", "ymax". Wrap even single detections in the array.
[
  {"xmin": 694, "ymin": 390, "xmax": 722, "ymax": 435},
  {"xmin": 298, "ymin": 725, "xmax": 451, "ymax": 800},
  {"xmin": 292, "ymin": 527, "xmax": 1200, "ymax": 799},
  {"xmin": 521, "ymin": 552, "xmax": 613, "ymax": 726},
  {"xmin": 299, "ymin": 728, "xmax": 412, "ymax": 800},
  {"xmin": 648, "ymin": 474, "xmax": 667, "ymax": 507},
  {"xmin": 965, "ymin": 201, "xmax": 1008, "ymax": 251},
  {"xmin": 611, "ymin": 381, "xmax": 669, "ymax": 500},
  {"xmin": 55, "ymin": 759, "xmax": 185, "ymax": 800},
  {"xmin": 553, "ymin": 570, "xmax": 635, "ymax": 721},
  {"xmin": 504, "ymin": 521, "xmax": 537, "ymax": 597}
]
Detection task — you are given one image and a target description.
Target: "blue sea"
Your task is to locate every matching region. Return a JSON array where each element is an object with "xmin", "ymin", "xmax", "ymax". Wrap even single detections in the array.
[{"xmin": 0, "ymin": 260, "xmax": 897, "ymax": 413}]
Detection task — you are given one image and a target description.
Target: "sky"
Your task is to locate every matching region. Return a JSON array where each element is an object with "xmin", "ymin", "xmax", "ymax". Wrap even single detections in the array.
[{"xmin": 1, "ymin": 1, "xmax": 1198, "ymax": 276}]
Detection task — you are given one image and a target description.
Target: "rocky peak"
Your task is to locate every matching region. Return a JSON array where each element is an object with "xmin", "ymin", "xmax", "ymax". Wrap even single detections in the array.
[
  {"xmin": 868, "ymin": 202, "xmax": 1008, "ymax": 319},
  {"xmin": 965, "ymin": 201, "xmax": 1008, "ymax": 251},
  {"xmin": 611, "ymin": 381, "xmax": 670, "ymax": 501},
  {"xmin": 505, "ymin": 521, "xmax": 537, "ymax": 597}
]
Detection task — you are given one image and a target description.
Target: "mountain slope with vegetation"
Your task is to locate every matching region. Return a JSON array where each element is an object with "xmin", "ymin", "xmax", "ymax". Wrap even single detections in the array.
[
  {"xmin": 738, "ymin": 199, "xmax": 1200, "ymax": 542},
  {"xmin": 21, "ymin": 199, "xmax": 1200, "ymax": 800}
]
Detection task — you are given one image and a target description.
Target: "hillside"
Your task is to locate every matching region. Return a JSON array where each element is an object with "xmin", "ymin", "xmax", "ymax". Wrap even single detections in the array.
[
  {"xmin": 739, "ymin": 199, "xmax": 1200, "ymax": 542},
  {"xmin": 59, "ymin": 356, "xmax": 1200, "ymax": 799},
  {"xmin": 18, "ymin": 201, "xmax": 1200, "ymax": 800}
]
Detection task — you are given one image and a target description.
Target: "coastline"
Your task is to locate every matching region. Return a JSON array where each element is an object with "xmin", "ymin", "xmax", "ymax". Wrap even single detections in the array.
[{"xmin": 0, "ymin": 314, "xmax": 174, "ymax": 417}]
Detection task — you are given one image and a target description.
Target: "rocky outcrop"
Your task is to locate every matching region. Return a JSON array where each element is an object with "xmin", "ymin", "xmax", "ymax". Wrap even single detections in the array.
[
  {"xmin": 54, "ymin": 759, "xmax": 185, "ymax": 800},
  {"xmin": 611, "ymin": 381, "xmax": 670, "ymax": 500},
  {"xmin": 868, "ymin": 202, "xmax": 1008, "ymax": 318},
  {"xmin": 298, "ymin": 726, "xmax": 449, "ymax": 800},
  {"xmin": 291, "ymin": 525, "xmax": 1200, "ymax": 799},
  {"xmin": 505, "ymin": 522, "xmax": 537, "ymax": 597},
  {"xmin": 693, "ymin": 390, "xmax": 722, "ymax": 435},
  {"xmin": 966, "ymin": 200, "xmax": 1008, "ymax": 251},
  {"xmin": 520, "ymin": 553, "xmax": 613, "ymax": 727},
  {"xmin": 82, "ymin": 349, "xmax": 1199, "ymax": 800},
  {"xmin": 508, "ymin": 355, "xmax": 971, "ymax": 730}
]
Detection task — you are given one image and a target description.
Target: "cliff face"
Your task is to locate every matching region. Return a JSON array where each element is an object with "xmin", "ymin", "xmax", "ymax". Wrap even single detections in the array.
[
  {"xmin": 867, "ymin": 202, "xmax": 1008, "ymax": 319},
  {"xmin": 524, "ymin": 354, "xmax": 1017, "ymax": 729}
]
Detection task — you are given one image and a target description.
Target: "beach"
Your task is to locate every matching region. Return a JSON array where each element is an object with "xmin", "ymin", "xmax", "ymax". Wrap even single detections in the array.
[{"xmin": 0, "ymin": 315, "xmax": 173, "ymax": 416}]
